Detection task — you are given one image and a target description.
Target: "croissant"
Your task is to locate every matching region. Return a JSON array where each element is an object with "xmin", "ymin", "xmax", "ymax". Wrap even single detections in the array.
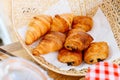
[
  {"xmin": 72, "ymin": 16, "xmax": 93, "ymax": 32},
  {"xmin": 25, "ymin": 15, "xmax": 52, "ymax": 45},
  {"xmin": 58, "ymin": 48, "xmax": 82, "ymax": 66},
  {"xmin": 32, "ymin": 31, "xmax": 66, "ymax": 55},
  {"xmin": 67, "ymin": 28, "xmax": 85, "ymax": 36},
  {"xmin": 51, "ymin": 13, "xmax": 74, "ymax": 33},
  {"xmin": 64, "ymin": 29, "xmax": 93, "ymax": 51}
]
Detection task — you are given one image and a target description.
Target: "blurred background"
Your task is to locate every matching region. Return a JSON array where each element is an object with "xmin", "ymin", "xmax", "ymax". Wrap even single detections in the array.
[{"xmin": 0, "ymin": 0, "xmax": 18, "ymax": 46}]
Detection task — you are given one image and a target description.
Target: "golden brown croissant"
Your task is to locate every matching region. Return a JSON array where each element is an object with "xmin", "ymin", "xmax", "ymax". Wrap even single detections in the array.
[
  {"xmin": 51, "ymin": 13, "xmax": 74, "ymax": 33},
  {"xmin": 58, "ymin": 48, "xmax": 82, "ymax": 66},
  {"xmin": 67, "ymin": 28, "xmax": 85, "ymax": 36},
  {"xmin": 64, "ymin": 29, "xmax": 93, "ymax": 51},
  {"xmin": 72, "ymin": 16, "xmax": 93, "ymax": 32},
  {"xmin": 25, "ymin": 15, "xmax": 52, "ymax": 45},
  {"xmin": 32, "ymin": 31, "xmax": 66, "ymax": 55},
  {"xmin": 84, "ymin": 42, "xmax": 109, "ymax": 64}
]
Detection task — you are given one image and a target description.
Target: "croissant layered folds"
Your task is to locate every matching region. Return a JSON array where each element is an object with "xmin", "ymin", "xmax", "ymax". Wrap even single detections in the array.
[
  {"xmin": 67, "ymin": 28, "xmax": 85, "ymax": 36},
  {"xmin": 64, "ymin": 29, "xmax": 93, "ymax": 51},
  {"xmin": 51, "ymin": 13, "xmax": 74, "ymax": 32},
  {"xmin": 32, "ymin": 31, "xmax": 66, "ymax": 55},
  {"xmin": 72, "ymin": 16, "xmax": 93, "ymax": 32},
  {"xmin": 25, "ymin": 15, "xmax": 52, "ymax": 45}
]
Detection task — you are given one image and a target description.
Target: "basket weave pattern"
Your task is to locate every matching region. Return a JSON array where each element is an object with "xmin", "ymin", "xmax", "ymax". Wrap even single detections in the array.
[{"xmin": 100, "ymin": 0, "xmax": 120, "ymax": 48}]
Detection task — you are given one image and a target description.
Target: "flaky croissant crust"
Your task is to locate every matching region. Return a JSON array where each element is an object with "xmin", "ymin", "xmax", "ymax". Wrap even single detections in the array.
[
  {"xmin": 32, "ymin": 31, "xmax": 66, "ymax": 55},
  {"xmin": 25, "ymin": 15, "xmax": 52, "ymax": 45},
  {"xmin": 51, "ymin": 13, "xmax": 74, "ymax": 33}
]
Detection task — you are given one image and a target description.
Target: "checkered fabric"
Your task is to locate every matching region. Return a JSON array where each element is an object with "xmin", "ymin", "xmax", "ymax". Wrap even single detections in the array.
[{"xmin": 85, "ymin": 62, "xmax": 120, "ymax": 80}]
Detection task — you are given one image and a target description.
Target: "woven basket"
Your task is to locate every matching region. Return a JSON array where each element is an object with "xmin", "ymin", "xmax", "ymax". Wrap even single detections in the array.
[{"xmin": 12, "ymin": 0, "xmax": 120, "ymax": 76}]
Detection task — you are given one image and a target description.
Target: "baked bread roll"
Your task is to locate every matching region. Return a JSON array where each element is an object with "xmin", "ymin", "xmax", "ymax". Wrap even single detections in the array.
[
  {"xmin": 84, "ymin": 42, "xmax": 109, "ymax": 64},
  {"xmin": 51, "ymin": 13, "xmax": 74, "ymax": 33},
  {"xmin": 72, "ymin": 16, "xmax": 93, "ymax": 32},
  {"xmin": 58, "ymin": 48, "xmax": 82, "ymax": 66},
  {"xmin": 67, "ymin": 28, "xmax": 85, "ymax": 36},
  {"xmin": 25, "ymin": 15, "xmax": 52, "ymax": 45},
  {"xmin": 32, "ymin": 31, "xmax": 66, "ymax": 55},
  {"xmin": 64, "ymin": 29, "xmax": 93, "ymax": 51}
]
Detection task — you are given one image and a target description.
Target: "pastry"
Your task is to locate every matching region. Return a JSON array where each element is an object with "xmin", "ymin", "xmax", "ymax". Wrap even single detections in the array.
[
  {"xmin": 32, "ymin": 31, "xmax": 66, "ymax": 55},
  {"xmin": 25, "ymin": 15, "xmax": 52, "ymax": 45},
  {"xmin": 58, "ymin": 48, "xmax": 82, "ymax": 66},
  {"xmin": 64, "ymin": 29, "xmax": 93, "ymax": 51},
  {"xmin": 72, "ymin": 16, "xmax": 93, "ymax": 32},
  {"xmin": 67, "ymin": 28, "xmax": 85, "ymax": 36},
  {"xmin": 51, "ymin": 13, "xmax": 74, "ymax": 33},
  {"xmin": 84, "ymin": 42, "xmax": 109, "ymax": 64}
]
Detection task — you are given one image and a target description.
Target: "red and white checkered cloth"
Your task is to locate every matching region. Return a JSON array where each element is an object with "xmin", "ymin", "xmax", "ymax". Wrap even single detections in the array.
[{"xmin": 85, "ymin": 62, "xmax": 120, "ymax": 80}]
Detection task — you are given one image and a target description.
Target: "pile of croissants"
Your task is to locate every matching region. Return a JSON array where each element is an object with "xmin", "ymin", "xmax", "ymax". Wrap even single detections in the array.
[{"xmin": 25, "ymin": 13, "xmax": 109, "ymax": 66}]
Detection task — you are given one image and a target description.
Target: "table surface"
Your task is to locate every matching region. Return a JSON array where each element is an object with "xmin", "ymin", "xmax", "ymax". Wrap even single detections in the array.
[{"xmin": 0, "ymin": 42, "xmax": 33, "ymax": 60}]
